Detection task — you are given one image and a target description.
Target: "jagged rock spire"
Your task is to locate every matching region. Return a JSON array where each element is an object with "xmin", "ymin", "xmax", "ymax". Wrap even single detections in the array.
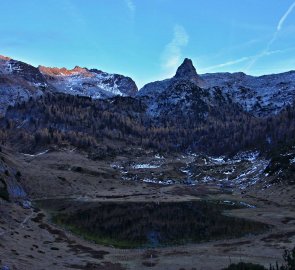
[{"xmin": 175, "ymin": 58, "xmax": 198, "ymax": 79}]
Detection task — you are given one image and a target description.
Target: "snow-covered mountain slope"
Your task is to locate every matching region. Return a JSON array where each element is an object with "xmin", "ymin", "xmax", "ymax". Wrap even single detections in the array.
[
  {"xmin": 39, "ymin": 66, "xmax": 138, "ymax": 99},
  {"xmin": 1, "ymin": 54, "xmax": 295, "ymax": 119},
  {"xmin": 138, "ymin": 59, "xmax": 295, "ymax": 117},
  {"xmin": 140, "ymin": 79, "xmax": 212, "ymax": 119},
  {"xmin": 137, "ymin": 59, "xmax": 237, "ymax": 119},
  {"xmin": 0, "ymin": 56, "xmax": 47, "ymax": 115},
  {"xmin": 202, "ymin": 71, "xmax": 295, "ymax": 117},
  {"xmin": 0, "ymin": 54, "xmax": 138, "ymax": 115}
]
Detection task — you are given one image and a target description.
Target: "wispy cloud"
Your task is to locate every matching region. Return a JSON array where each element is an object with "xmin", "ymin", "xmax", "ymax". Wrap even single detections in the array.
[
  {"xmin": 162, "ymin": 25, "xmax": 189, "ymax": 77},
  {"xmin": 246, "ymin": 1, "xmax": 295, "ymax": 71},
  {"xmin": 125, "ymin": 0, "xmax": 136, "ymax": 14},
  {"xmin": 201, "ymin": 50, "xmax": 286, "ymax": 73}
]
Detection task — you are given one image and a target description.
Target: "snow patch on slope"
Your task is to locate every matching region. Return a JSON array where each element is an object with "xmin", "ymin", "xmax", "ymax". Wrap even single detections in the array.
[{"xmin": 202, "ymin": 71, "xmax": 295, "ymax": 117}]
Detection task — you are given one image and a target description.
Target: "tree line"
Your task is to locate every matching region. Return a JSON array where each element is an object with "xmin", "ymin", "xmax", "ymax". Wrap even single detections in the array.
[{"xmin": 0, "ymin": 93, "xmax": 294, "ymax": 156}]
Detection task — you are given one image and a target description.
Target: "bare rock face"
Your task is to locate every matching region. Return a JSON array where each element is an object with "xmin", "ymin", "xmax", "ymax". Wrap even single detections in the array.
[
  {"xmin": 138, "ymin": 58, "xmax": 295, "ymax": 118},
  {"xmin": 137, "ymin": 59, "xmax": 213, "ymax": 118},
  {"xmin": 1, "ymin": 54, "xmax": 295, "ymax": 119},
  {"xmin": 0, "ymin": 56, "xmax": 47, "ymax": 115},
  {"xmin": 138, "ymin": 58, "xmax": 205, "ymax": 98},
  {"xmin": 202, "ymin": 71, "xmax": 295, "ymax": 117},
  {"xmin": 39, "ymin": 66, "xmax": 138, "ymax": 99},
  {"xmin": 7, "ymin": 60, "xmax": 47, "ymax": 85},
  {"xmin": 175, "ymin": 58, "xmax": 205, "ymax": 87},
  {"xmin": 175, "ymin": 58, "xmax": 197, "ymax": 79},
  {"xmin": 0, "ymin": 55, "xmax": 138, "ymax": 114}
]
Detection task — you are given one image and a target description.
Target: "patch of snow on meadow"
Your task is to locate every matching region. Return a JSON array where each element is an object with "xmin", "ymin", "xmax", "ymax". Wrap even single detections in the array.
[{"xmin": 132, "ymin": 163, "xmax": 160, "ymax": 169}]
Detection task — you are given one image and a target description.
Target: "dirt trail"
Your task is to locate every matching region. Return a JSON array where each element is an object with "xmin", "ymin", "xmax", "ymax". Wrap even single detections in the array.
[{"xmin": 0, "ymin": 208, "xmax": 34, "ymax": 237}]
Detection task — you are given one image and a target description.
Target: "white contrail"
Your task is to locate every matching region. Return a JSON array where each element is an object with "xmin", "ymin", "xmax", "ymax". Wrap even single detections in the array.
[
  {"xmin": 202, "ymin": 50, "xmax": 284, "ymax": 73},
  {"xmin": 277, "ymin": 1, "xmax": 295, "ymax": 30},
  {"xmin": 246, "ymin": 1, "xmax": 295, "ymax": 71},
  {"xmin": 202, "ymin": 57, "xmax": 249, "ymax": 72}
]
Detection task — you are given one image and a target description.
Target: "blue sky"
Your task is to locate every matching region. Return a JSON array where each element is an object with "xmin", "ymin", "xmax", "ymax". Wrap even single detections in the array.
[{"xmin": 1, "ymin": 0, "xmax": 295, "ymax": 87}]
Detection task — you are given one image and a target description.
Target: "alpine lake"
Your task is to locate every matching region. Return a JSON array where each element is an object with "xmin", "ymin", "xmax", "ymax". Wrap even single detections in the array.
[{"xmin": 36, "ymin": 199, "xmax": 269, "ymax": 249}]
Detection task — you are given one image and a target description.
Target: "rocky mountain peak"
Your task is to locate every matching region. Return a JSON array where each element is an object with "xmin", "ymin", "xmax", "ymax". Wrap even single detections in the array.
[
  {"xmin": 38, "ymin": 65, "xmax": 89, "ymax": 76},
  {"xmin": 73, "ymin": 66, "xmax": 87, "ymax": 72},
  {"xmin": 174, "ymin": 58, "xmax": 205, "ymax": 88},
  {"xmin": 138, "ymin": 58, "xmax": 206, "ymax": 98},
  {"xmin": 0, "ymin": 55, "xmax": 11, "ymax": 61},
  {"xmin": 175, "ymin": 58, "xmax": 198, "ymax": 79},
  {"xmin": 39, "ymin": 64, "xmax": 138, "ymax": 98}
]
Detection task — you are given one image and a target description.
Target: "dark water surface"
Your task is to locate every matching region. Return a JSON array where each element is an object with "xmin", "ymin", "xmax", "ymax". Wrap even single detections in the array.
[{"xmin": 38, "ymin": 200, "xmax": 268, "ymax": 248}]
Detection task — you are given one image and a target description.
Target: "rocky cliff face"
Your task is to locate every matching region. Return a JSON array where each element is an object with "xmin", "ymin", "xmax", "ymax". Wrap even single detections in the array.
[
  {"xmin": 202, "ymin": 71, "xmax": 295, "ymax": 117},
  {"xmin": 39, "ymin": 66, "xmax": 138, "ymax": 99},
  {"xmin": 0, "ymin": 55, "xmax": 138, "ymax": 114},
  {"xmin": 175, "ymin": 58, "xmax": 204, "ymax": 86},
  {"xmin": 137, "ymin": 59, "xmax": 239, "ymax": 120},
  {"xmin": 138, "ymin": 58, "xmax": 205, "ymax": 98},
  {"xmin": 0, "ymin": 56, "xmax": 47, "ymax": 115},
  {"xmin": 1, "ymin": 54, "xmax": 295, "ymax": 119},
  {"xmin": 138, "ymin": 58, "xmax": 295, "ymax": 118}
]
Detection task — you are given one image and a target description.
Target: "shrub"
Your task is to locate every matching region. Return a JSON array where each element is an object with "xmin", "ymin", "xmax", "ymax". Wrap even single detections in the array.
[
  {"xmin": 0, "ymin": 178, "xmax": 9, "ymax": 201},
  {"xmin": 280, "ymin": 247, "xmax": 295, "ymax": 270},
  {"xmin": 222, "ymin": 262, "xmax": 266, "ymax": 270},
  {"xmin": 223, "ymin": 247, "xmax": 295, "ymax": 270}
]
